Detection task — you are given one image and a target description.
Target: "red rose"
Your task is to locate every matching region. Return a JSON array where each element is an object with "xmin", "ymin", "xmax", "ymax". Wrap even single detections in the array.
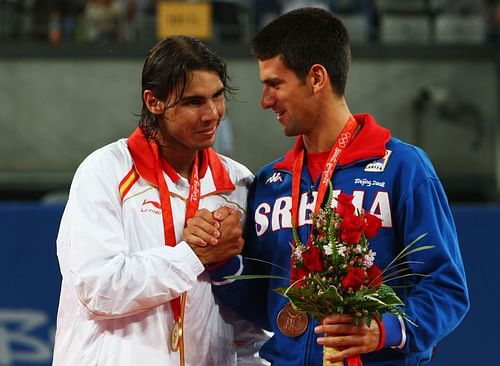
[
  {"xmin": 302, "ymin": 245, "xmax": 324, "ymax": 273},
  {"xmin": 291, "ymin": 265, "xmax": 309, "ymax": 288},
  {"xmin": 336, "ymin": 192, "xmax": 355, "ymax": 218},
  {"xmin": 366, "ymin": 265, "xmax": 383, "ymax": 288},
  {"xmin": 341, "ymin": 267, "xmax": 365, "ymax": 291},
  {"xmin": 363, "ymin": 212, "xmax": 382, "ymax": 239},
  {"xmin": 340, "ymin": 214, "xmax": 365, "ymax": 244}
]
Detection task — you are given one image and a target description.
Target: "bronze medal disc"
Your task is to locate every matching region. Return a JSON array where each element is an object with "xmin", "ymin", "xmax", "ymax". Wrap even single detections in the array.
[
  {"xmin": 277, "ymin": 303, "xmax": 309, "ymax": 337},
  {"xmin": 171, "ymin": 322, "xmax": 182, "ymax": 352}
]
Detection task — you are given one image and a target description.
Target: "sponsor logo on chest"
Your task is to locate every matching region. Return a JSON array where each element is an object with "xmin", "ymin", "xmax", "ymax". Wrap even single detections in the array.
[{"xmin": 140, "ymin": 199, "xmax": 162, "ymax": 215}]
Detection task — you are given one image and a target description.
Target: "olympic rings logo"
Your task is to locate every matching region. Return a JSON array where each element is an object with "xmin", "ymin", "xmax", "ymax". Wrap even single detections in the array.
[{"xmin": 338, "ymin": 132, "xmax": 351, "ymax": 148}]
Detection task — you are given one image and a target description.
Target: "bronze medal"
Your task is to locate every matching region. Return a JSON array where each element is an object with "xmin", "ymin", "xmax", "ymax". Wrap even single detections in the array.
[
  {"xmin": 171, "ymin": 321, "xmax": 182, "ymax": 352},
  {"xmin": 277, "ymin": 303, "xmax": 309, "ymax": 337}
]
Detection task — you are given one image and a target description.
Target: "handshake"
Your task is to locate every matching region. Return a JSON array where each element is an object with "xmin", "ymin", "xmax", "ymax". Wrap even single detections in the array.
[{"xmin": 182, "ymin": 207, "xmax": 244, "ymax": 267}]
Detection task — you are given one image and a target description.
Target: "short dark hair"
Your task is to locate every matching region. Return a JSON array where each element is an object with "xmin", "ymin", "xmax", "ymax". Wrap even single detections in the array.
[
  {"xmin": 251, "ymin": 7, "xmax": 351, "ymax": 96},
  {"xmin": 140, "ymin": 35, "xmax": 234, "ymax": 139}
]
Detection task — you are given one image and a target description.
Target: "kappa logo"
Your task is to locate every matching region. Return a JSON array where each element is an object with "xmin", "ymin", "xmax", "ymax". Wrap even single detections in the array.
[
  {"xmin": 364, "ymin": 150, "xmax": 392, "ymax": 173},
  {"xmin": 141, "ymin": 199, "xmax": 161, "ymax": 215},
  {"xmin": 266, "ymin": 172, "xmax": 283, "ymax": 184}
]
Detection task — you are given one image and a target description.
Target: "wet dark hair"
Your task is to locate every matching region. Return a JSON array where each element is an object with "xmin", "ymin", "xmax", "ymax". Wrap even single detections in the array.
[
  {"xmin": 251, "ymin": 7, "xmax": 351, "ymax": 96},
  {"xmin": 139, "ymin": 35, "xmax": 234, "ymax": 139}
]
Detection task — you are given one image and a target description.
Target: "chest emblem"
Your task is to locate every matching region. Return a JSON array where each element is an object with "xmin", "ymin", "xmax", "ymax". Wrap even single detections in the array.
[
  {"xmin": 141, "ymin": 199, "xmax": 162, "ymax": 215},
  {"xmin": 266, "ymin": 172, "xmax": 283, "ymax": 184},
  {"xmin": 364, "ymin": 150, "xmax": 392, "ymax": 173}
]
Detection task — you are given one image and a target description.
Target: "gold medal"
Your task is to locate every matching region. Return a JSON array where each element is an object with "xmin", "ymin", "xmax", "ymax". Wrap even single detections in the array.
[
  {"xmin": 276, "ymin": 303, "xmax": 309, "ymax": 337},
  {"xmin": 171, "ymin": 321, "xmax": 182, "ymax": 352}
]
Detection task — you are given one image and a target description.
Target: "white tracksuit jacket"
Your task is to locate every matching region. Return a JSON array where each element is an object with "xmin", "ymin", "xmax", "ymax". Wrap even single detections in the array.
[{"xmin": 53, "ymin": 137, "xmax": 268, "ymax": 366}]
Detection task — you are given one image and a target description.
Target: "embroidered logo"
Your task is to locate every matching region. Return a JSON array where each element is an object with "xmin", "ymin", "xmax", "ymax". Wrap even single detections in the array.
[
  {"xmin": 364, "ymin": 150, "xmax": 392, "ymax": 173},
  {"xmin": 141, "ymin": 199, "xmax": 161, "ymax": 215},
  {"xmin": 266, "ymin": 172, "xmax": 283, "ymax": 184},
  {"xmin": 354, "ymin": 178, "xmax": 386, "ymax": 188}
]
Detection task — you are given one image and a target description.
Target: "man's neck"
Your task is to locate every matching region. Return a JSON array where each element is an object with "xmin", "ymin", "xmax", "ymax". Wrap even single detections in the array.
[
  {"xmin": 303, "ymin": 100, "xmax": 352, "ymax": 153},
  {"xmin": 158, "ymin": 145, "xmax": 199, "ymax": 179}
]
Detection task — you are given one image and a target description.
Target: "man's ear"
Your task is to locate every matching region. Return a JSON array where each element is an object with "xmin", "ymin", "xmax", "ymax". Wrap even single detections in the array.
[
  {"xmin": 308, "ymin": 64, "xmax": 329, "ymax": 93},
  {"xmin": 143, "ymin": 90, "xmax": 164, "ymax": 114}
]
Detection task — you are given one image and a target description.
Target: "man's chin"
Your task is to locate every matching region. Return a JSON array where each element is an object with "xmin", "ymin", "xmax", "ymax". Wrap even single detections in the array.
[{"xmin": 284, "ymin": 127, "xmax": 300, "ymax": 137}]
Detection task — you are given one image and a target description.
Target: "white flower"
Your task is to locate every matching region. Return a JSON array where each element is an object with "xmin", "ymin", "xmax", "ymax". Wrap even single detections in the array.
[
  {"xmin": 337, "ymin": 244, "xmax": 347, "ymax": 257},
  {"xmin": 323, "ymin": 244, "xmax": 333, "ymax": 256},
  {"xmin": 293, "ymin": 246, "xmax": 304, "ymax": 260},
  {"xmin": 354, "ymin": 244, "xmax": 363, "ymax": 254},
  {"xmin": 364, "ymin": 250, "xmax": 377, "ymax": 267}
]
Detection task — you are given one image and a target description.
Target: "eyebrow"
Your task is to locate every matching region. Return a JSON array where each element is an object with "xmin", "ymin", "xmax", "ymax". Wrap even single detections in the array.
[
  {"xmin": 182, "ymin": 87, "xmax": 225, "ymax": 101},
  {"xmin": 262, "ymin": 78, "xmax": 282, "ymax": 86}
]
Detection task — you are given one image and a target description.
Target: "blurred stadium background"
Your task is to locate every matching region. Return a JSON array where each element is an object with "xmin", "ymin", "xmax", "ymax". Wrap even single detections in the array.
[{"xmin": 0, "ymin": 1, "xmax": 499, "ymax": 365}]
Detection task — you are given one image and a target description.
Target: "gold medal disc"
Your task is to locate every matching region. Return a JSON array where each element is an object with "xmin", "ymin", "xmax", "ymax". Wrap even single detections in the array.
[
  {"xmin": 171, "ymin": 321, "xmax": 182, "ymax": 352},
  {"xmin": 276, "ymin": 303, "xmax": 309, "ymax": 337}
]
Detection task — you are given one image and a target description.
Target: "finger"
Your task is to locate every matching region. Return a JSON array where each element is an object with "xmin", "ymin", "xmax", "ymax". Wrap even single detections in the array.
[
  {"xmin": 317, "ymin": 334, "xmax": 364, "ymax": 348},
  {"xmin": 321, "ymin": 314, "xmax": 355, "ymax": 325},
  {"xmin": 187, "ymin": 225, "xmax": 220, "ymax": 246},
  {"xmin": 213, "ymin": 206, "xmax": 236, "ymax": 220},
  {"xmin": 219, "ymin": 213, "xmax": 243, "ymax": 233},
  {"xmin": 315, "ymin": 323, "xmax": 363, "ymax": 336},
  {"xmin": 183, "ymin": 217, "xmax": 221, "ymax": 246},
  {"xmin": 209, "ymin": 237, "xmax": 244, "ymax": 262},
  {"xmin": 184, "ymin": 232, "xmax": 209, "ymax": 247},
  {"xmin": 193, "ymin": 208, "xmax": 221, "ymax": 229},
  {"xmin": 323, "ymin": 345, "xmax": 366, "ymax": 362}
]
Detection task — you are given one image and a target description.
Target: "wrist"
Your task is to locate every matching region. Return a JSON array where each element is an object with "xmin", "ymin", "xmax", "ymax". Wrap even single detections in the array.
[{"xmin": 204, "ymin": 259, "xmax": 230, "ymax": 270}]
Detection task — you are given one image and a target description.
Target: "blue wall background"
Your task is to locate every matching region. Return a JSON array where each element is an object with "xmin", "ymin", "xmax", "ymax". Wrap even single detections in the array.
[{"xmin": 0, "ymin": 203, "xmax": 499, "ymax": 365}]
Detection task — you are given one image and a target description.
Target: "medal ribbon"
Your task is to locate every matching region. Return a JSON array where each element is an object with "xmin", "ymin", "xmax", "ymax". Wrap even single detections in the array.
[
  {"xmin": 290, "ymin": 115, "xmax": 362, "ymax": 366},
  {"xmin": 154, "ymin": 144, "xmax": 201, "ymax": 363},
  {"xmin": 290, "ymin": 115, "xmax": 358, "ymax": 275}
]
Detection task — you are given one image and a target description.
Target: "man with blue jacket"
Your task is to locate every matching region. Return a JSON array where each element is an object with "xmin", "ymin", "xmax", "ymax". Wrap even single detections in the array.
[{"xmin": 188, "ymin": 7, "xmax": 469, "ymax": 366}]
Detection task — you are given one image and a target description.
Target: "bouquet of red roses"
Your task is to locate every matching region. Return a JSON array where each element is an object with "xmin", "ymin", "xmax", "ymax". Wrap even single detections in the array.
[{"xmin": 274, "ymin": 184, "xmax": 429, "ymax": 365}]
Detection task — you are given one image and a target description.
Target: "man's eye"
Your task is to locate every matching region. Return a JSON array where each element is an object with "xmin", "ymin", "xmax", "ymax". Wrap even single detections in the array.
[{"xmin": 188, "ymin": 99, "xmax": 203, "ymax": 106}]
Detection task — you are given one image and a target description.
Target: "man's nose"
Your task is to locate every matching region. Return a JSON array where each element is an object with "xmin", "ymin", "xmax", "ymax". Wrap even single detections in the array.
[
  {"xmin": 202, "ymin": 101, "xmax": 221, "ymax": 121},
  {"xmin": 260, "ymin": 90, "xmax": 274, "ymax": 109}
]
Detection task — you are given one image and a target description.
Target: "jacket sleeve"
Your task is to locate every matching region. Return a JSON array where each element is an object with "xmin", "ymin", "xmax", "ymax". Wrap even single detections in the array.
[
  {"xmin": 383, "ymin": 158, "xmax": 470, "ymax": 354},
  {"xmin": 57, "ymin": 151, "xmax": 205, "ymax": 319},
  {"xmin": 209, "ymin": 180, "xmax": 273, "ymax": 331}
]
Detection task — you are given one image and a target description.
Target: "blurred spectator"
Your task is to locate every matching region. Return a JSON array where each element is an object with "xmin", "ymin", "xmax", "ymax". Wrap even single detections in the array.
[
  {"xmin": 84, "ymin": 0, "xmax": 125, "ymax": 43},
  {"xmin": 331, "ymin": 0, "xmax": 377, "ymax": 42},
  {"xmin": 487, "ymin": 0, "xmax": 500, "ymax": 44},
  {"xmin": 212, "ymin": 0, "xmax": 251, "ymax": 42},
  {"xmin": 432, "ymin": 0, "xmax": 487, "ymax": 15},
  {"xmin": 254, "ymin": 0, "xmax": 281, "ymax": 30}
]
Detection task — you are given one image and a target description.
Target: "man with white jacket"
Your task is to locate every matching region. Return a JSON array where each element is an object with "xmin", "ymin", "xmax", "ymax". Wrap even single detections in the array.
[{"xmin": 52, "ymin": 35, "xmax": 268, "ymax": 366}]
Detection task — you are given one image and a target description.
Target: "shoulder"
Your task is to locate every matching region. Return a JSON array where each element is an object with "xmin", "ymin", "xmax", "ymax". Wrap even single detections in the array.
[
  {"xmin": 386, "ymin": 137, "xmax": 438, "ymax": 179},
  {"xmin": 73, "ymin": 138, "xmax": 133, "ymax": 184},
  {"xmin": 217, "ymin": 154, "xmax": 254, "ymax": 186},
  {"xmin": 253, "ymin": 156, "xmax": 286, "ymax": 184}
]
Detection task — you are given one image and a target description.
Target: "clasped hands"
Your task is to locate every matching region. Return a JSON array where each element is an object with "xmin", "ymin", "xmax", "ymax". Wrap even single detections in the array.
[{"xmin": 183, "ymin": 207, "xmax": 243, "ymax": 266}]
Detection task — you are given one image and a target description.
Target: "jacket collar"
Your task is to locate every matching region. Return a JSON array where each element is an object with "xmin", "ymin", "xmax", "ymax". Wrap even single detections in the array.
[
  {"xmin": 273, "ymin": 113, "xmax": 391, "ymax": 172},
  {"xmin": 127, "ymin": 127, "xmax": 235, "ymax": 192}
]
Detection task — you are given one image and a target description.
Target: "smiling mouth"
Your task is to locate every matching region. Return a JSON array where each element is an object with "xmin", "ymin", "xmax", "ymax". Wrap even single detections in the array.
[
  {"xmin": 275, "ymin": 110, "xmax": 286, "ymax": 123},
  {"xmin": 197, "ymin": 126, "xmax": 217, "ymax": 135}
]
